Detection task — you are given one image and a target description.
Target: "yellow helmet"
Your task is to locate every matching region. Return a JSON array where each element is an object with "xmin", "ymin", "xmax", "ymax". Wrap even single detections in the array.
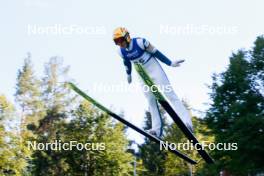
[{"xmin": 113, "ymin": 27, "xmax": 131, "ymax": 45}]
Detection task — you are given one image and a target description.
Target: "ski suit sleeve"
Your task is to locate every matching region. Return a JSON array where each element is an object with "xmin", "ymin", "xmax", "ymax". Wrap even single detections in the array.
[
  {"xmin": 123, "ymin": 57, "xmax": 132, "ymax": 75},
  {"xmin": 152, "ymin": 50, "xmax": 172, "ymax": 66},
  {"xmin": 141, "ymin": 38, "xmax": 172, "ymax": 66},
  {"xmin": 117, "ymin": 49, "xmax": 132, "ymax": 75}
]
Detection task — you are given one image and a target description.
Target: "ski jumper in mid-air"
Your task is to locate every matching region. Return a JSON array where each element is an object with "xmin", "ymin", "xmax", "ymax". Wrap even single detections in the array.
[{"xmin": 113, "ymin": 27, "xmax": 193, "ymax": 137}]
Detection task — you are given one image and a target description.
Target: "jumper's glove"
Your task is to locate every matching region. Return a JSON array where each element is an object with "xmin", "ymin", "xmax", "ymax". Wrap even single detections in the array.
[
  {"xmin": 170, "ymin": 59, "xmax": 185, "ymax": 67},
  {"xmin": 127, "ymin": 75, "xmax": 132, "ymax": 84}
]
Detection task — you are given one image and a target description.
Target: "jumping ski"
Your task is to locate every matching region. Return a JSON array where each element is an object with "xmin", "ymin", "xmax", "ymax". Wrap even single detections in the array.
[
  {"xmin": 134, "ymin": 63, "xmax": 214, "ymax": 164},
  {"xmin": 67, "ymin": 82, "xmax": 197, "ymax": 165}
]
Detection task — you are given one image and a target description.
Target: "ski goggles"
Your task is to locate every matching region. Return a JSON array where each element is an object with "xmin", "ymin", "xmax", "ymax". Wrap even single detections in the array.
[{"xmin": 113, "ymin": 37, "xmax": 126, "ymax": 45}]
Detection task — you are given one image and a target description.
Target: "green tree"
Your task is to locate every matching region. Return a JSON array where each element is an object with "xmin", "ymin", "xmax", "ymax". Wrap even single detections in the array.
[
  {"xmin": 250, "ymin": 35, "xmax": 264, "ymax": 80},
  {"xmin": 250, "ymin": 35, "xmax": 264, "ymax": 97},
  {"xmin": 15, "ymin": 53, "xmax": 45, "ymax": 130},
  {"xmin": 0, "ymin": 95, "xmax": 29, "ymax": 175},
  {"xmin": 30, "ymin": 57, "xmax": 132, "ymax": 175},
  {"xmin": 42, "ymin": 57, "xmax": 72, "ymax": 113},
  {"xmin": 162, "ymin": 114, "xmax": 215, "ymax": 176},
  {"xmin": 31, "ymin": 57, "xmax": 74, "ymax": 175},
  {"xmin": 205, "ymin": 49, "xmax": 264, "ymax": 175},
  {"xmin": 36, "ymin": 56, "xmax": 74, "ymax": 133},
  {"xmin": 63, "ymin": 101, "xmax": 133, "ymax": 175},
  {"xmin": 138, "ymin": 111, "xmax": 167, "ymax": 176},
  {"xmin": 15, "ymin": 54, "xmax": 46, "ymax": 174}
]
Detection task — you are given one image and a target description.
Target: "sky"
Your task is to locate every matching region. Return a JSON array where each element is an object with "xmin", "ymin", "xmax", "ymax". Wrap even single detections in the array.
[{"xmin": 0, "ymin": 0, "xmax": 263, "ymax": 143}]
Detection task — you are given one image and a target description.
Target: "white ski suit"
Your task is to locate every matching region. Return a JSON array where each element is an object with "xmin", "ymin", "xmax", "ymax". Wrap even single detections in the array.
[{"xmin": 117, "ymin": 37, "xmax": 193, "ymax": 136}]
